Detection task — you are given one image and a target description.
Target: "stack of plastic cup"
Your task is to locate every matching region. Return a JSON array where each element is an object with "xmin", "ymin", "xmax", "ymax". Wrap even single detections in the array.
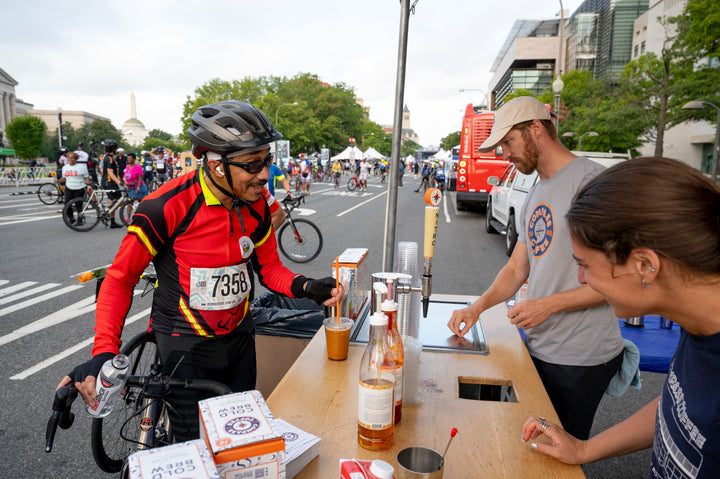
[{"xmin": 393, "ymin": 241, "xmax": 421, "ymax": 339}]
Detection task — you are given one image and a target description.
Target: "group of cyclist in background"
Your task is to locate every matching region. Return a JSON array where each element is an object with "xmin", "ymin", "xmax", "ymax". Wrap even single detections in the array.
[
  {"xmin": 54, "ymin": 141, "xmax": 181, "ymax": 228},
  {"xmin": 414, "ymin": 160, "xmax": 446, "ymax": 193},
  {"xmin": 281, "ymin": 155, "xmax": 389, "ymax": 191}
]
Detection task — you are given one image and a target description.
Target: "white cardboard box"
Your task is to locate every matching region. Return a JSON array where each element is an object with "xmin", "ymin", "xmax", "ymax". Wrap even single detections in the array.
[
  {"xmin": 127, "ymin": 439, "xmax": 220, "ymax": 479},
  {"xmin": 199, "ymin": 390, "xmax": 286, "ymax": 479}
]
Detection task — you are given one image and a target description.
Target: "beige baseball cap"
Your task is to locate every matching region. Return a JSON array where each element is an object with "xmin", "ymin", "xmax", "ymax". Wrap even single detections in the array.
[{"xmin": 478, "ymin": 96, "xmax": 555, "ymax": 153}]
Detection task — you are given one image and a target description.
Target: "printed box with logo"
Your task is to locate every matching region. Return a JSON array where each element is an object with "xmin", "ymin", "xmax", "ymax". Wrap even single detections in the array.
[
  {"xmin": 271, "ymin": 418, "xmax": 321, "ymax": 478},
  {"xmin": 127, "ymin": 439, "xmax": 220, "ymax": 479},
  {"xmin": 199, "ymin": 390, "xmax": 286, "ymax": 479},
  {"xmin": 333, "ymin": 248, "xmax": 369, "ymax": 319}
]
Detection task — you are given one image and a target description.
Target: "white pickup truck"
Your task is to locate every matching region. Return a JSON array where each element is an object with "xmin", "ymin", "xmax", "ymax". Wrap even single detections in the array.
[{"xmin": 485, "ymin": 152, "xmax": 631, "ymax": 256}]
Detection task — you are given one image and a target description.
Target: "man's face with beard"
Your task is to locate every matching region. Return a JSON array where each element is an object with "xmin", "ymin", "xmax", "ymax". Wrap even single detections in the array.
[
  {"xmin": 223, "ymin": 147, "xmax": 271, "ymax": 203},
  {"xmin": 499, "ymin": 122, "xmax": 540, "ymax": 175}
]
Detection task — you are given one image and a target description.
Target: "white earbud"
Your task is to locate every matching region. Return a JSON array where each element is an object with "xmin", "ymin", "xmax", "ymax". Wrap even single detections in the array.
[{"xmin": 216, "ymin": 167, "xmax": 224, "ymax": 176}]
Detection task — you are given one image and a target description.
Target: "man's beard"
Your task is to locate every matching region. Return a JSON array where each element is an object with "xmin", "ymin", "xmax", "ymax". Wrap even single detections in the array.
[{"xmin": 512, "ymin": 131, "xmax": 539, "ymax": 175}]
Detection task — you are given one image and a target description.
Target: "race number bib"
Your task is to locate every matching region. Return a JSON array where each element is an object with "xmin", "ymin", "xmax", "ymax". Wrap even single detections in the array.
[
  {"xmin": 189, "ymin": 264, "xmax": 250, "ymax": 310},
  {"xmin": 145, "ymin": 165, "xmax": 152, "ymax": 172},
  {"xmin": 156, "ymin": 160, "xmax": 165, "ymax": 169}
]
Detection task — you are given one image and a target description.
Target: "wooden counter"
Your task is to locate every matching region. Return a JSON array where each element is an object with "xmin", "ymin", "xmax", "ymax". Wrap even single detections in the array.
[{"xmin": 267, "ymin": 295, "xmax": 585, "ymax": 478}]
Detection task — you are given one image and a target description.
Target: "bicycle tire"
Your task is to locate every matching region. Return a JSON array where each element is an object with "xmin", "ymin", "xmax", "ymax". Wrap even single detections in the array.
[
  {"xmin": 63, "ymin": 198, "xmax": 101, "ymax": 231},
  {"xmin": 38, "ymin": 183, "xmax": 61, "ymax": 205},
  {"xmin": 119, "ymin": 198, "xmax": 141, "ymax": 227},
  {"xmin": 278, "ymin": 218, "xmax": 323, "ymax": 263},
  {"xmin": 91, "ymin": 331, "xmax": 164, "ymax": 473},
  {"xmin": 347, "ymin": 177, "xmax": 358, "ymax": 192}
]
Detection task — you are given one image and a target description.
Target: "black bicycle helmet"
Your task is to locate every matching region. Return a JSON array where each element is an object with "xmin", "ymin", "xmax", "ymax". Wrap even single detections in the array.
[{"xmin": 188, "ymin": 100, "xmax": 282, "ymax": 158}]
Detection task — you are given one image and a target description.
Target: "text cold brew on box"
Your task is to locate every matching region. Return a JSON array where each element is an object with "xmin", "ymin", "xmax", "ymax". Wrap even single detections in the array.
[{"xmin": 199, "ymin": 390, "xmax": 286, "ymax": 479}]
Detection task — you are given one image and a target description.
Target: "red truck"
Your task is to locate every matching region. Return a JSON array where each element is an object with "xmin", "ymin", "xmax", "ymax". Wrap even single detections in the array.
[{"xmin": 455, "ymin": 103, "xmax": 509, "ymax": 210}]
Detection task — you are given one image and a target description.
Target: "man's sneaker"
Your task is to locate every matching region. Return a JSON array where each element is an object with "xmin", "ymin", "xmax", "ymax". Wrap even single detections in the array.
[
  {"xmin": 74, "ymin": 218, "xmax": 84, "ymax": 226},
  {"xmin": 110, "ymin": 221, "xmax": 122, "ymax": 229}
]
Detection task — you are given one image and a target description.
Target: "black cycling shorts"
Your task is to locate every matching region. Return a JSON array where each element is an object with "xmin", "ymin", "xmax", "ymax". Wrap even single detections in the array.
[{"xmin": 154, "ymin": 325, "xmax": 257, "ymax": 442}]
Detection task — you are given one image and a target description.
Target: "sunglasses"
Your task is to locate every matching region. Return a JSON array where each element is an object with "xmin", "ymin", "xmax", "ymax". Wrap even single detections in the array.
[{"xmin": 225, "ymin": 153, "xmax": 273, "ymax": 174}]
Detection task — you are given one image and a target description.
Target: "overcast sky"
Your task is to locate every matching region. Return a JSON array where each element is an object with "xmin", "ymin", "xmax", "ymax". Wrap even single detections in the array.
[{"xmin": 2, "ymin": 0, "xmax": 583, "ymax": 149}]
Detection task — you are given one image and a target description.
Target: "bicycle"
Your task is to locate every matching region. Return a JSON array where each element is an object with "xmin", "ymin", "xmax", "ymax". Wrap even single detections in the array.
[
  {"xmin": 277, "ymin": 193, "xmax": 323, "ymax": 263},
  {"xmin": 45, "ymin": 331, "xmax": 232, "ymax": 477},
  {"xmin": 62, "ymin": 188, "xmax": 135, "ymax": 232},
  {"xmin": 38, "ymin": 181, "xmax": 64, "ymax": 205},
  {"xmin": 347, "ymin": 172, "xmax": 360, "ymax": 192}
]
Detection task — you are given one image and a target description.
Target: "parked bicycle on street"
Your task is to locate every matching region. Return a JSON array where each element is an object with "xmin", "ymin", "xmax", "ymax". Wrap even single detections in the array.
[
  {"xmin": 277, "ymin": 193, "xmax": 323, "ymax": 263},
  {"xmin": 61, "ymin": 188, "xmax": 137, "ymax": 232}
]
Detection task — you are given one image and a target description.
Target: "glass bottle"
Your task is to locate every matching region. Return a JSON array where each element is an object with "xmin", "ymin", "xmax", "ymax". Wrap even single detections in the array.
[
  {"xmin": 382, "ymin": 299, "xmax": 404, "ymax": 424},
  {"xmin": 358, "ymin": 312, "xmax": 396, "ymax": 451}
]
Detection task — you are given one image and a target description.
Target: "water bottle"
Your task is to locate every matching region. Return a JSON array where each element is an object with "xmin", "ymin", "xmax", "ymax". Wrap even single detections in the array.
[{"xmin": 86, "ymin": 354, "xmax": 130, "ymax": 418}]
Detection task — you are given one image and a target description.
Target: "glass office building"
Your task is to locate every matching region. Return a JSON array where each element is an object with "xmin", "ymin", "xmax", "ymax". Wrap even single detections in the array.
[{"xmin": 565, "ymin": 0, "xmax": 649, "ymax": 80}]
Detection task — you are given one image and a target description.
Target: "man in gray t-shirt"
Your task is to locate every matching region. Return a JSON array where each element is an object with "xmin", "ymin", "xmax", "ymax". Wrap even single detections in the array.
[{"xmin": 448, "ymin": 96, "xmax": 623, "ymax": 439}]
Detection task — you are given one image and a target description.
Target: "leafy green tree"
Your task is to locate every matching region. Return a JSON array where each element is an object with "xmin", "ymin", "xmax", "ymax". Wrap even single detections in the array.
[
  {"xmin": 5, "ymin": 115, "xmax": 47, "ymax": 160},
  {"xmin": 147, "ymin": 129, "xmax": 173, "ymax": 141},
  {"xmin": 400, "ymin": 139, "xmax": 420, "ymax": 158},
  {"xmin": 440, "ymin": 131, "xmax": 460, "ymax": 150},
  {"xmin": 180, "ymin": 73, "xmax": 370, "ymax": 157},
  {"xmin": 142, "ymin": 136, "xmax": 183, "ymax": 154}
]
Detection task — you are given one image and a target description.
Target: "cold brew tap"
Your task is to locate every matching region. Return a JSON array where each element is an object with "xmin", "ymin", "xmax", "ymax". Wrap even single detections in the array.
[{"xmin": 421, "ymin": 189, "xmax": 442, "ymax": 318}]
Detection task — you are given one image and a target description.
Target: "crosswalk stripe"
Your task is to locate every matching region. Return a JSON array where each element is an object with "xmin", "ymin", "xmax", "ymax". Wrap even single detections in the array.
[
  {"xmin": 0, "ymin": 295, "xmax": 96, "ymax": 347},
  {"xmin": 0, "ymin": 280, "xmax": 8, "ymax": 287},
  {"xmin": 0, "ymin": 281, "xmax": 38, "ymax": 298},
  {"xmin": 10, "ymin": 307, "xmax": 151, "ymax": 380},
  {"xmin": 0, "ymin": 284, "xmax": 84, "ymax": 319},
  {"xmin": 0, "ymin": 216, "xmax": 60, "ymax": 226},
  {"xmin": 0, "ymin": 283, "xmax": 58, "ymax": 305}
]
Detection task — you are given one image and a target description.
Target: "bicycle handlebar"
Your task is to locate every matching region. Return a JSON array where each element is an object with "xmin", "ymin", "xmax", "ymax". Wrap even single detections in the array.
[
  {"xmin": 281, "ymin": 193, "xmax": 307, "ymax": 210},
  {"xmin": 44, "ymin": 373, "xmax": 232, "ymax": 453},
  {"xmin": 45, "ymin": 384, "xmax": 78, "ymax": 453}
]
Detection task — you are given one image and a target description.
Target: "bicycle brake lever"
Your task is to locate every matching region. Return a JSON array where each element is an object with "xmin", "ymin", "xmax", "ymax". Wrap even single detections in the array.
[{"xmin": 45, "ymin": 385, "xmax": 78, "ymax": 453}]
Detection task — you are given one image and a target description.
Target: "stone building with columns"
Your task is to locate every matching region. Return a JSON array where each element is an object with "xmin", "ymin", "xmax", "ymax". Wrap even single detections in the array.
[{"xmin": 0, "ymin": 67, "xmax": 34, "ymax": 146}]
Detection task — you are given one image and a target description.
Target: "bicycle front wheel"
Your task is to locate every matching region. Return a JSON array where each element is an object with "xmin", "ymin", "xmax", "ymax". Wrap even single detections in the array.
[
  {"xmin": 91, "ymin": 331, "xmax": 164, "ymax": 473},
  {"xmin": 278, "ymin": 218, "xmax": 323, "ymax": 263},
  {"xmin": 63, "ymin": 198, "xmax": 100, "ymax": 231},
  {"xmin": 38, "ymin": 183, "xmax": 60, "ymax": 205},
  {"xmin": 347, "ymin": 177, "xmax": 358, "ymax": 192}
]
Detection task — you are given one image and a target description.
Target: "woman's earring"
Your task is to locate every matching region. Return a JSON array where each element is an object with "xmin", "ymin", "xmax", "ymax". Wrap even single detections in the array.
[{"xmin": 642, "ymin": 279, "xmax": 652, "ymax": 288}]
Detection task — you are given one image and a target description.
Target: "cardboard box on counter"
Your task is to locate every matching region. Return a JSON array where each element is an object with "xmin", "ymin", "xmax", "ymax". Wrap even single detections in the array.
[
  {"xmin": 199, "ymin": 390, "xmax": 286, "ymax": 479},
  {"xmin": 271, "ymin": 418, "xmax": 321, "ymax": 478},
  {"xmin": 127, "ymin": 439, "xmax": 220, "ymax": 479},
  {"xmin": 333, "ymin": 248, "xmax": 369, "ymax": 320}
]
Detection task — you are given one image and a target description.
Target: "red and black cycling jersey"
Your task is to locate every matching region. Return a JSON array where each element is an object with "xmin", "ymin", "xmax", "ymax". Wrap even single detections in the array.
[{"xmin": 92, "ymin": 167, "xmax": 298, "ymax": 356}]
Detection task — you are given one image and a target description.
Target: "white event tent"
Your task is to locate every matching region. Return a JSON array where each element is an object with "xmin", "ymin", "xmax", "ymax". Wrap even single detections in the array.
[
  {"xmin": 330, "ymin": 146, "xmax": 364, "ymax": 161},
  {"xmin": 363, "ymin": 147, "xmax": 386, "ymax": 160}
]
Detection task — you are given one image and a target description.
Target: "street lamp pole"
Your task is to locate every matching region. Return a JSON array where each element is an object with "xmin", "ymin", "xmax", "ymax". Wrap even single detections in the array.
[
  {"xmin": 459, "ymin": 88, "xmax": 490, "ymax": 110},
  {"xmin": 57, "ymin": 107, "xmax": 63, "ymax": 148},
  {"xmin": 275, "ymin": 102, "xmax": 298, "ymax": 125},
  {"xmin": 683, "ymin": 100, "xmax": 720, "ymax": 182},
  {"xmin": 562, "ymin": 131, "xmax": 599, "ymax": 151}
]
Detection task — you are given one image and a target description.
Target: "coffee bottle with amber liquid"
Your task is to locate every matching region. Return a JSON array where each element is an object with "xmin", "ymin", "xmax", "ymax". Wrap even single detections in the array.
[
  {"xmin": 358, "ymin": 312, "xmax": 396, "ymax": 450},
  {"xmin": 382, "ymin": 299, "xmax": 404, "ymax": 424}
]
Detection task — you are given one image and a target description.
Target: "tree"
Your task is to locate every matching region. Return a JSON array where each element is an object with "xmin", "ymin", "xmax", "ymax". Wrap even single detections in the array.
[
  {"xmin": 147, "ymin": 129, "xmax": 173, "ymax": 141},
  {"xmin": 180, "ymin": 73, "xmax": 371, "ymax": 157},
  {"xmin": 617, "ymin": 1, "xmax": 720, "ymax": 156},
  {"xmin": 400, "ymin": 139, "xmax": 420, "ymax": 158},
  {"xmin": 5, "ymin": 115, "xmax": 47, "ymax": 160},
  {"xmin": 440, "ymin": 131, "xmax": 460, "ymax": 151}
]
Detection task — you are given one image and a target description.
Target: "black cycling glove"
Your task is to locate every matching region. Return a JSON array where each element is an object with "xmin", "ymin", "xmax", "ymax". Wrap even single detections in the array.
[
  {"xmin": 68, "ymin": 352, "xmax": 115, "ymax": 383},
  {"xmin": 291, "ymin": 275, "xmax": 336, "ymax": 304}
]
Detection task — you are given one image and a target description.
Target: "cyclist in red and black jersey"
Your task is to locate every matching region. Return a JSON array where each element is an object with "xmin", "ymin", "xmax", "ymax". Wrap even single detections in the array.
[{"xmin": 59, "ymin": 100, "xmax": 343, "ymax": 440}]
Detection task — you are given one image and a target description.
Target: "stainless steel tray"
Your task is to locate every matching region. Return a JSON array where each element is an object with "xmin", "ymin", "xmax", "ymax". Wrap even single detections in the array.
[{"xmin": 350, "ymin": 299, "xmax": 489, "ymax": 355}]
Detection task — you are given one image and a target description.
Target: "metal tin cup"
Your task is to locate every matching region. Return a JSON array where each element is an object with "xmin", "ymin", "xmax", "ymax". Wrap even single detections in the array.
[
  {"xmin": 660, "ymin": 317, "xmax": 673, "ymax": 329},
  {"xmin": 624, "ymin": 316, "xmax": 644, "ymax": 328},
  {"xmin": 396, "ymin": 447, "xmax": 444, "ymax": 478}
]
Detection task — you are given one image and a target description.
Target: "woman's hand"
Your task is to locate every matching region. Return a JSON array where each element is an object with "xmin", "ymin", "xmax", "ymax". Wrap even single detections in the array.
[{"xmin": 521, "ymin": 416, "xmax": 588, "ymax": 465}]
